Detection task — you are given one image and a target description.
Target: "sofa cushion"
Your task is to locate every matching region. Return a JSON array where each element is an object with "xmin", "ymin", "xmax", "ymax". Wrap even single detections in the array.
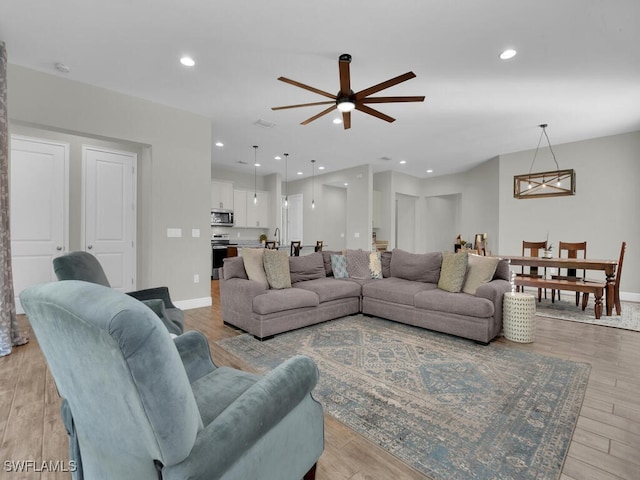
[
  {"xmin": 414, "ymin": 289, "xmax": 495, "ymax": 318},
  {"xmin": 370, "ymin": 251, "xmax": 383, "ymax": 279},
  {"xmin": 222, "ymin": 256, "xmax": 248, "ymax": 280},
  {"xmin": 462, "ymin": 254, "xmax": 500, "ymax": 295},
  {"xmin": 293, "ymin": 277, "xmax": 361, "ymax": 303},
  {"xmin": 493, "ymin": 258, "xmax": 511, "ymax": 281},
  {"xmin": 362, "ymin": 277, "xmax": 436, "ymax": 306},
  {"xmin": 438, "ymin": 251, "xmax": 468, "ymax": 293},
  {"xmin": 331, "ymin": 254, "xmax": 349, "ymax": 278},
  {"xmin": 242, "ymin": 248, "xmax": 269, "ymax": 288},
  {"xmin": 253, "ymin": 288, "xmax": 319, "ymax": 315},
  {"xmin": 263, "ymin": 249, "xmax": 291, "ymax": 289},
  {"xmin": 289, "ymin": 252, "xmax": 326, "ymax": 283},
  {"xmin": 381, "ymin": 251, "xmax": 392, "ymax": 277},
  {"xmin": 390, "ymin": 249, "xmax": 442, "ymax": 283},
  {"xmin": 321, "ymin": 250, "xmax": 342, "ymax": 276},
  {"xmin": 346, "ymin": 249, "xmax": 370, "ymax": 279}
]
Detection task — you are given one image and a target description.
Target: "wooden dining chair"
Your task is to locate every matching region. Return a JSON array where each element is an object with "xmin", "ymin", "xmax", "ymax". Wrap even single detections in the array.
[
  {"xmin": 552, "ymin": 241, "xmax": 587, "ymax": 305},
  {"xmin": 290, "ymin": 241, "xmax": 302, "ymax": 257},
  {"xmin": 265, "ymin": 241, "xmax": 277, "ymax": 249},
  {"xmin": 582, "ymin": 241, "xmax": 626, "ymax": 315},
  {"xmin": 516, "ymin": 240, "xmax": 547, "ymax": 301},
  {"xmin": 314, "ymin": 241, "xmax": 323, "ymax": 252}
]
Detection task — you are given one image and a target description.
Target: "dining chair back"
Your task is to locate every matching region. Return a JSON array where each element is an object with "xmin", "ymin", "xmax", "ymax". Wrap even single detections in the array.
[
  {"xmin": 315, "ymin": 241, "xmax": 323, "ymax": 252},
  {"xmin": 265, "ymin": 241, "xmax": 277, "ymax": 249},
  {"xmin": 517, "ymin": 240, "xmax": 547, "ymax": 301},
  {"xmin": 290, "ymin": 241, "xmax": 302, "ymax": 256},
  {"xmin": 553, "ymin": 241, "xmax": 587, "ymax": 305}
]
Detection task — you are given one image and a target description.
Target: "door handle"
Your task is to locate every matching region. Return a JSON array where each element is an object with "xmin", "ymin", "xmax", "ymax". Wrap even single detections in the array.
[{"xmin": 87, "ymin": 245, "xmax": 93, "ymax": 250}]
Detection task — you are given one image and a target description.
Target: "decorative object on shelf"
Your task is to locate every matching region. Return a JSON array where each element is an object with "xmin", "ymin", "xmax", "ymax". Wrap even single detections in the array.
[
  {"xmin": 252, "ymin": 145, "xmax": 259, "ymax": 205},
  {"xmin": 543, "ymin": 244, "xmax": 554, "ymax": 258},
  {"xmin": 311, "ymin": 159, "xmax": 316, "ymax": 210},
  {"xmin": 514, "ymin": 124, "xmax": 575, "ymax": 199}
]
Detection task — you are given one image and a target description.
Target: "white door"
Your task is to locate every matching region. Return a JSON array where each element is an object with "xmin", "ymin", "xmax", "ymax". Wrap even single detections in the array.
[
  {"xmin": 10, "ymin": 136, "xmax": 69, "ymax": 313},
  {"xmin": 83, "ymin": 146, "xmax": 136, "ymax": 292}
]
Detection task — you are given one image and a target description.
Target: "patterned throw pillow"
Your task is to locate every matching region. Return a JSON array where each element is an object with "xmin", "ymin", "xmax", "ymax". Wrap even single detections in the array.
[
  {"xmin": 437, "ymin": 251, "xmax": 468, "ymax": 292},
  {"xmin": 262, "ymin": 249, "xmax": 291, "ymax": 289},
  {"xmin": 346, "ymin": 249, "xmax": 370, "ymax": 279},
  {"xmin": 330, "ymin": 254, "xmax": 349, "ymax": 278},
  {"xmin": 370, "ymin": 251, "xmax": 383, "ymax": 279},
  {"xmin": 462, "ymin": 254, "xmax": 500, "ymax": 295},
  {"xmin": 241, "ymin": 248, "xmax": 269, "ymax": 289}
]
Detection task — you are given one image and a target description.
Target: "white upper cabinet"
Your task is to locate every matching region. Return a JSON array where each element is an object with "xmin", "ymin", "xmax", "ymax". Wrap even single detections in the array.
[
  {"xmin": 234, "ymin": 189, "xmax": 271, "ymax": 228},
  {"xmin": 211, "ymin": 180, "xmax": 234, "ymax": 209}
]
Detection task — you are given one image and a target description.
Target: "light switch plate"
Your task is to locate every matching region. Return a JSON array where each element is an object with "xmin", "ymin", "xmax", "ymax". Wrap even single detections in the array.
[
  {"xmin": 191, "ymin": 228, "xmax": 200, "ymax": 238},
  {"xmin": 167, "ymin": 228, "xmax": 182, "ymax": 238}
]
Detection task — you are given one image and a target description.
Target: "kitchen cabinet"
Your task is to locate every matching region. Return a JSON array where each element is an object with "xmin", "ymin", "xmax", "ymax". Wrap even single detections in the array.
[
  {"xmin": 233, "ymin": 189, "xmax": 271, "ymax": 228},
  {"xmin": 211, "ymin": 180, "xmax": 234, "ymax": 209}
]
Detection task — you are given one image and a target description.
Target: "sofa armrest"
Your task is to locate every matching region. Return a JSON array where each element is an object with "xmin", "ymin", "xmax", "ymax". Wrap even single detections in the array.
[
  {"xmin": 173, "ymin": 331, "xmax": 217, "ymax": 383},
  {"xmin": 163, "ymin": 355, "xmax": 321, "ymax": 476},
  {"xmin": 219, "ymin": 277, "xmax": 268, "ymax": 315},
  {"xmin": 475, "ymin": 279, "xmax": 511, "ymax": 303}
]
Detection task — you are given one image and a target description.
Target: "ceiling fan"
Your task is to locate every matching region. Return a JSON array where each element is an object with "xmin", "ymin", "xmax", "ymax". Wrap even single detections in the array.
[{"xmin": 271, "ymin": 53, "xmax": 425, "ymax": 129}]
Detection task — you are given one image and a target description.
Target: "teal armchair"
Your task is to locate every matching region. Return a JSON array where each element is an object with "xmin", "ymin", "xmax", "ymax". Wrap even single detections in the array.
[
  {"xmin": 52, "ymin": 251, "xmax": 184, "ymax": 335},
  {"xmin": 21, "ymin": 281, "xmax": 324, "ymax": 480}
]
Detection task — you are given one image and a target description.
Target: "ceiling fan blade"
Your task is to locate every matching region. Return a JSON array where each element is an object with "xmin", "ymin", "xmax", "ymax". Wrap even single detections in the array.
[
  {"xmin": 301, "ymin": 105, "xmax": 337, "ymax": 125},
  {"xmin": 361, "ymin": 96, "xmax": 425, "ymax": 104},
  {"xmin": 272, "ymin": 100, "xmax": 335, "ymax": 111},
  {"xmin": 339, "ymin": 57, "xmax": 351, "ymax": 96},
  {"xmin": 342, "ymin": 111, "xmax": 351, "ymax": 130},
  {"xmin": 354, "ymin": 72, "xmax": 417, "ymax": 100},
  {"xmin": 355, "ymin": 104, "xmax": 396, "ymax": 123},
  {"xmin": 277, "ymin": 77, "xmax": 336, "ymax": 100}
]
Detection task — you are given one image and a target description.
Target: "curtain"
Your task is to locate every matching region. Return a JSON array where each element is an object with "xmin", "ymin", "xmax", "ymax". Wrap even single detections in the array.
[{"xmin": 0, "ymin": 41, "xmax": 28, "ymax": 356}]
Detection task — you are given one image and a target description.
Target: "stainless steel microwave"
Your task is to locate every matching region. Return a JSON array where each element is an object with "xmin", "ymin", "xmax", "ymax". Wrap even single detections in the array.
[{"xmin": 211, "ymin": 209, "xmax": 234, "ymax": 227}]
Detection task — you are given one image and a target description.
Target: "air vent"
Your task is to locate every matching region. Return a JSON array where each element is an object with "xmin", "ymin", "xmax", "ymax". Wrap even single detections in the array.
[
  {"xmin": 237, "ymin": 160, "xmax": 248, "ymax": 165},
  {"xmin": 379, "ymin": 156, "xmax": 392, "ymax": 161},
  {"xmin": 253, "ymin": 118, "xmax": 276, "ymax": 129}
]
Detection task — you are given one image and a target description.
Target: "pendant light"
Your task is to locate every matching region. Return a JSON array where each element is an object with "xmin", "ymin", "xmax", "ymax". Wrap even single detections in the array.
[
  {"xmin": 311, "ymin": 159, "xmax": 316, "ymax": 210},
  {"xmin": 253, "ymin": 145, "xmax": 258, "ymax": 205},
  {"xmin": 283, "ymin": 153, "xmax": 289, "ymax": 208}
]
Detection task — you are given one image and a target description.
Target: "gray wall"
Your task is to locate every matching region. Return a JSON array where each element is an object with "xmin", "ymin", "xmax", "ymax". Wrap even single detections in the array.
[
  {"xmin": 8, "ymin": 65, "xmax": 212, "ymax": 304},
  {"xmin": 498, "ymin": 131, "xmax": 640, "ymax": 298}
]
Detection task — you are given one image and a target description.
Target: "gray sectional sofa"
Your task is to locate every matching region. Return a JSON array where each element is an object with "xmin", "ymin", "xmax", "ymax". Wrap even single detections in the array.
[{"xmin": 219, "ymin": 248, "xmax": 512, "ymax": 344}]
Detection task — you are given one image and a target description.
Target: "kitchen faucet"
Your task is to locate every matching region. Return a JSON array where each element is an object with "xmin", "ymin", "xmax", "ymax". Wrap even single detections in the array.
[{"xmin": 274, "ymin": 227, "xmax": 281, "ymax": 246}]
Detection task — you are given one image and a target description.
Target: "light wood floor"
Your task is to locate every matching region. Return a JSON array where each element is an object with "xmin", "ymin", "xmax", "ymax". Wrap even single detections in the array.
[{"xmin": 1, "ymin": 281, "xmax": 639, "ymax": 480}]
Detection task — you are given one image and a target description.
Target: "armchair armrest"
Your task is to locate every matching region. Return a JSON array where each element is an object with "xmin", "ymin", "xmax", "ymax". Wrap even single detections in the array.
[
  {"xmin": 173, "ymin": 331, "xmax": 217, "ymax": 383},
  {"xmin": 163, "ymin": 355, "xmax": 321, "ymax": 477},
  {"xmin": 127, "ymin": 286, "xmax": 177, "ymax": 309}
]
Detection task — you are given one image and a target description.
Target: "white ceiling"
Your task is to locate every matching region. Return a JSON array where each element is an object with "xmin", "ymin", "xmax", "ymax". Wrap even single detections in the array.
[{"xmin": 2, "ymin": 0, "xmax": 639, "ymax": 179}]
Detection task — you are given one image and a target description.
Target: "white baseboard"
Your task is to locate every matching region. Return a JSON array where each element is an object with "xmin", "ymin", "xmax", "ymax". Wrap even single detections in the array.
[
  {"xmin": 174, "ymin": 296, "xmax": 212, "ymax": 310},
  {"xmin": 621, "ymin": 291, "xmax": 640, "ymax": 303}
]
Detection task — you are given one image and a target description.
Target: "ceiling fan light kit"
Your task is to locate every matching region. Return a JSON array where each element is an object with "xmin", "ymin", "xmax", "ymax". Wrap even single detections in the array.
[{"xmin": 272, "ymin": 53, "xmax": 425, "ymax": 129}]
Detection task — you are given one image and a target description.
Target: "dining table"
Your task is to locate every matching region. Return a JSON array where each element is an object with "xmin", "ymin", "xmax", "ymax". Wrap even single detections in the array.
[{"xmin": 498, "ymin": 256, "xmax": 619, "ymax": 316}]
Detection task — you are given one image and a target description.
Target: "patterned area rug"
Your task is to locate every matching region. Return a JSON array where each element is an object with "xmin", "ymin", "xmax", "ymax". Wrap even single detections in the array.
[
  {"xmin": 535, "ymin": 299, "xmax": 640, "ymax": 332},
  {"xmin": 216, "ymin": 315, "xmax": 590, "ymax": 480}
]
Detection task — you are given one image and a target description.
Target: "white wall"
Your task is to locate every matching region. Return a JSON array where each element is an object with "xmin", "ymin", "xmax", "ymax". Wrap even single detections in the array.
[
  {"xmin": 424, "ymin": 194, "xmax": 461, "ymax": 252},
  {"xmin": 8, "ymin": 65, "xmax": 212, "ymax": 305},
  {"xmin": 498, "ymin": 131, "xmax": 640, "ymax": 297}
]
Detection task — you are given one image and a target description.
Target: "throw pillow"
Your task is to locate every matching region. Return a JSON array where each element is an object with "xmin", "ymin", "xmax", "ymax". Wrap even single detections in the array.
[
  {"xmin": 380, "ymin": 251, "xmax": 392, "ymax": 277},
  {"xmin": 289, "ymin": 252, "xmax": 326, "ymax": 283},
  {"xmin": 222, "ymin": 256, "xmax": 248, "ymax": 280},
  {"xmin": 346, "ymin": 249, "xmax": 371, "ymax": 279},
  {"xmin": 331, "ymin": 254, "xmax": 349, "ymax": 279},
  {"xmin": 321, "ymin": 250, "xmax": 342, "ymax": 276},
  {"xmin": 462, "ymin": 254, "xmax": 500, "ymax": 295},
  {"xmin": 437, "ymin": 251, "xmax": 468, "ymax": 293},
  {"xmin": 241, "ymin": 248, "xmax": 269, "ymax": 289},
  {"xmin": 370, "ymin": 251, "xmax": 383, "ymax": 279},
  {"xmin": 390, "ymin": 248, "xmax": 442, "ymax": 283},
  {"xmin": 262, "ymin": 249, "xmax": 291, "ymax": 289}
]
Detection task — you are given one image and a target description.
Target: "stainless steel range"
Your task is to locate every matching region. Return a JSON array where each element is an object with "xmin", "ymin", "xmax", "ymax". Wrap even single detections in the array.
[{"xmin": 211, "ymin": 234, "xmax": 236, "ymax": 279}]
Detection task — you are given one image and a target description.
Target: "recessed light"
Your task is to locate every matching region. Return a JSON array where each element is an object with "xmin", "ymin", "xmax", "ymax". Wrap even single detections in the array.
[
  {"xmin": 426, "ymin": 169, "xmax": 433, "ymax": 173},
  {"xmin": 333, "ymin": 118, "xmax": 342, "ymax": 124},
  {"xmin": 54, "ymin": 62, "xmax": 71, "ymax": 74},
  {"xmin": 215, "ymin": 142, "xmax": 224, "ymax": 147},
  {"xmin": 399, "ymin": 160, "xmax": 407, "ymax": 165},
  {"xmin": 274, "ymin": 156, "xmax": 281, "ymax": 160},
  {"xmin": 297, "ymin": 171, "xmax": 303, "ymax": 175},
  {"xmin": 344, "ymin": 183, "xmax": 348, "ymax": 186},
  {"xmin": 254, "ymin": 163, "xmax": 261, "ymax": 167},
  {"xmin": 318, "ymin": 166, "xmax": 325, "ymax": 170},
  {"xmin": 499, "ymin": 49, "xmax": 517, "ymax": 60},
  {"xmin": 180, "ymin": 56, "xmax": 195, "ymax": 67}
]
